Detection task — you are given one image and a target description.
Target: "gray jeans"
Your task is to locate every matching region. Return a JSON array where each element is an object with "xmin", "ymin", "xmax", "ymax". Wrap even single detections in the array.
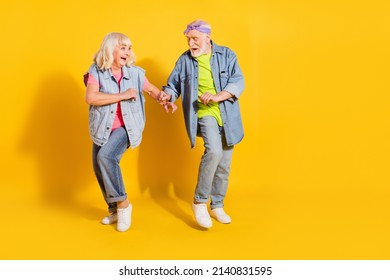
[{"xmin": 194, "ymin": 116, "xmax": 234, "ymax": 209}]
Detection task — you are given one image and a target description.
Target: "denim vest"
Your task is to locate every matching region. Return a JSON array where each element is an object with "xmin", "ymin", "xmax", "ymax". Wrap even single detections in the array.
[
  {"xmin": 163, "ymin": 42, "xmax": 245, "ymax": 148},
  {"xmin": 86, "ymin": 64, "xmax": 146, "ymax": 148}
]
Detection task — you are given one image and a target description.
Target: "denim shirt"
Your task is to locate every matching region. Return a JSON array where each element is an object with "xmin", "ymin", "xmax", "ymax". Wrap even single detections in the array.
[
  {"xmin": 86, "ymin": 64, "xmax": 146, "ymax": 148},
  {"xmin": 163, "ymin": 42, "xmax": 245, "ymax": 148}
]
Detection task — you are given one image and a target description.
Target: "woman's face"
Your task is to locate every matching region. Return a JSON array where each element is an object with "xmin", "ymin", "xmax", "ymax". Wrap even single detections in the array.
[{"xmin": 112, "ymin": 43, "xmax": 131, "ymax": 69}]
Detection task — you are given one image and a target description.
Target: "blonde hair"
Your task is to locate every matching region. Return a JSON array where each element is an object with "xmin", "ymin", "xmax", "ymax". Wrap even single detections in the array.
[{"xmin": 94, "ymin": 32, "xmax": 136, "ymax": 70}]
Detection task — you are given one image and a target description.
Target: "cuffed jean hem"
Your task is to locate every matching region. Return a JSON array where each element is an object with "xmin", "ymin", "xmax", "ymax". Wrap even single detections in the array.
[
  {"xmin": 193, "ymin": 196, "xmax": 210, "ymax": 204},
  {"xmin": 107, "ymin": 196, "xmax": 128, "ymax": 213},
  {"xmin": 193, "ymin": 198, "xmax": 225, "ymax": 209},
  {"xmin": 210, "ymin": 202, "xmax": 224, "ymax": 209},
  {"xmin": 106, "ymin": 194, "xmax": 128, "ymax": 204}
]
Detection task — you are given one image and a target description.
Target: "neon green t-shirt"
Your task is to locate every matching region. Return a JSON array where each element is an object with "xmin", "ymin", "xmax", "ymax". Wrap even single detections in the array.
[{"xmin": 196, "ymin": 53, "xmax": 223, "ymax": 126}]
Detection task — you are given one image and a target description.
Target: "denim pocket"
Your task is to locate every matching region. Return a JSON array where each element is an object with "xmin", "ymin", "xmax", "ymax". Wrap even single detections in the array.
[
  {"xmin": 89, "ymin": 105, "xmax": 109, "ymax": 138},
  {"xmin": 129, "ymin": 99, "xmax": 140, "ymax": 113},
  {"xmin": 220, "ymin": 71, "xmax": 228, "ymax": 78}
]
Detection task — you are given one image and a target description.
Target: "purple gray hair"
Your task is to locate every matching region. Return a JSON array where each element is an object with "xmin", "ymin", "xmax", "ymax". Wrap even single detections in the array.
[{"xmin": 183, "ymin": 20, "xmax": 211, "ymax": 35}]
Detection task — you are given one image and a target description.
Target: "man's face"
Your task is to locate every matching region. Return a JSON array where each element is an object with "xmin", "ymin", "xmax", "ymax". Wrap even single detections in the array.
[{"xmin": 185, "ymin": 30, "xmax": 211, "ymax": 57}]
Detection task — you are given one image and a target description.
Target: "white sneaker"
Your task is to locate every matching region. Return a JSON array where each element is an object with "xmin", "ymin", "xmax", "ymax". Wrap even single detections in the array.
[
  {"xmin": 117, "ymin": 204, "xmax": 132, "ymax": 232},
  {"xmin": 101, "ymin": 212, "xmax": 118, "ymax": 225},
  {"xmin": 192, "ymin": 203, "xmax": 212, "ymax": 228},
  {"xmin": 210, "ymin": 208, "xmax": 231, "ymax": 224}
]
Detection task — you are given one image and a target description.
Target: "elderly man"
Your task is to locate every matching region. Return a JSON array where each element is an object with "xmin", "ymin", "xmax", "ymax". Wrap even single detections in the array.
[{"xmin": 162, "ymin": 20, "xmax": 245, "ymax": 228}]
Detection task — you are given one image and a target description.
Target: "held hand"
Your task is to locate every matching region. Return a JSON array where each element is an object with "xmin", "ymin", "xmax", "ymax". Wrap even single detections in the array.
[
  {"xmin": 163, "ymin": 102, "xmax": 178, "ymax": 113},
  {"xmin": 123, "ymin": 88, "xmax": 138, "ymax": 101},
  {"xmin": 199, "ymin": 92, "xmax": 218, "ymax": 105},
  {"xmin": 158, "ymin": 91, "xmax": 171, "ymax": 105}
]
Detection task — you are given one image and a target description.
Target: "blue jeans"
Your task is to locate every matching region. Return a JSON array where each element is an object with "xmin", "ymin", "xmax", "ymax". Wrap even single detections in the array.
[
  {"xmin": 194, "ymin": 116, "xmax": 234, "ymax": 209},
  {"xmin": 92, "ymin": 126, "xmax": 129, "ymax": 213}
]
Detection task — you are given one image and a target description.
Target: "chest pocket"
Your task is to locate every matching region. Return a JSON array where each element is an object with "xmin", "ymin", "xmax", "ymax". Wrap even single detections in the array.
[{"xmin": 219, "ymin": 70, "xmax": 229, "ymax": 89}]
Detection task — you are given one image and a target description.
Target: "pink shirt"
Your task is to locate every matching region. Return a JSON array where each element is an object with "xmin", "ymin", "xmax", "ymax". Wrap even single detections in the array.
[{"xmin": 88, "ymin": 73, "xmax": 151, "ymax": 131}]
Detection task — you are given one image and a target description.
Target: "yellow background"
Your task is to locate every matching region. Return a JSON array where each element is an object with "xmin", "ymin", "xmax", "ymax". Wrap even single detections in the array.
[{"xmin": 1, "ymin": 0, "xmax": 390, "ymax": 259}]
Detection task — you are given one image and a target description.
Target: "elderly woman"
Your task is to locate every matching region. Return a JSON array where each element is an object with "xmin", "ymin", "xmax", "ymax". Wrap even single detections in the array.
[{"xmin": 84, "ymin": 32, "xmax": 176, "ymax": 232}]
